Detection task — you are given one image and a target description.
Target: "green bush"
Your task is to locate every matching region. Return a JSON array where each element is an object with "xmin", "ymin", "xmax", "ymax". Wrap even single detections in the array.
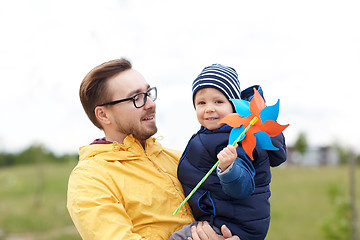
[
  {"xmin": 0, "ymin": 144, "xmax": 78, "ymax": 167},
  {"xmin": 321, "ymin": 184, "xmax": 351, "ymax": 240}
]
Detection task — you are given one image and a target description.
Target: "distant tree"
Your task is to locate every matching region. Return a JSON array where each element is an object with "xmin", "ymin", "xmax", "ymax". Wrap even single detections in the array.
[
  {"xmin": 58, "ymin": 153, "xmax": 79, "ymax": 163},
  {"xmin": 332, "ymin": 143, "xmax": 351, "ymax": 165},
  {"xmin": 0, "ymin": 144, "xmax": 78, "ymax": 167},
  {"xmin": 293, "ymin": 132, "xmax": 308, "ymax": 155},
  {"xmin": 16, "ymin": 144, "xmax": 55, "ymax": 165},
  {"xmin": 0, "ymin": 152, "xmax": 16, "ymax": 166},
  {"xmin": 349, "ymin": 151, "xmax": 358, "ymax": 240}
]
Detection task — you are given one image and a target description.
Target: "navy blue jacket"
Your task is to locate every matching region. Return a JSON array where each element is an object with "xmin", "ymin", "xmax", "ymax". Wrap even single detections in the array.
[{"xmin": 177, "ymin": 126, "xmax": 287, "ymax": 240}]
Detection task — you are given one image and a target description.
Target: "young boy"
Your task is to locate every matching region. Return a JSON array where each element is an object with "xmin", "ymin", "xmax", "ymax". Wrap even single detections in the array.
[{"xmin": 171, "ymin": 64, "xmax": 287, "ymax": 240}]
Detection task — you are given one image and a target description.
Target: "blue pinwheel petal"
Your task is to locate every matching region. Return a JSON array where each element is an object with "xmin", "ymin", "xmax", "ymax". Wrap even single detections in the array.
[
  {"xmin": 254, "ymin": 131, "xmax": 278, "ymax": 150},
  {"xmin": 230, "ymin": 99, "xmax": 252, "ymax": 117},
  {"xmin": 228, "ymin": 126, "xmax": 246, "ymax": 145},
  {"xmin": 260, "ymin": 99, "xmax": 280, "ymax": 122}
]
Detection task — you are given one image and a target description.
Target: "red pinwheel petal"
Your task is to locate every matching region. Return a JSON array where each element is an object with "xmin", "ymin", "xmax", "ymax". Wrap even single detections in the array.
[
  {"xmin": 250, "ymin": 88, "xmax": 266, "ymax": 117},
  {"xmin": 258, "ymin": 121, "xmax": 289, "ymax": 137},
  {"xmin": 218, "ymin": 113, "xmax": 246, "ymax": 127},
  {"xmin": 242, "ymin": 132, "xmax": 257, "ymax": 160}
]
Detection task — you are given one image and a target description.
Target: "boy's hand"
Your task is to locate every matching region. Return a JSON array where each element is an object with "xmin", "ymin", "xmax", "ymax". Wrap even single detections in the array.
[{"xmin": 217, "ymin": 144, "xmax": 238, "ymax": 171}]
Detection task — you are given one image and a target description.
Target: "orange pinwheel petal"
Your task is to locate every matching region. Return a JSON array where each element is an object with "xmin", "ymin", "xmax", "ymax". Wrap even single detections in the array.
[
  {"xmin": 258, "ymin": 121, "xmax": 290, "ymax": 137},
  {"xmin": 218, "ymin": 113, "xmax": 246, "ymax": 127},
  {"xmin": 242, "ymin": 131, "xmax": 257, "ymax": 160},
  {"xmin": 249, "ymin": 88, "xmax": 266, "ymax": 117},
  {"xmin": 245, "ymin": 115, "xmax": 261, "ymax": 133}
]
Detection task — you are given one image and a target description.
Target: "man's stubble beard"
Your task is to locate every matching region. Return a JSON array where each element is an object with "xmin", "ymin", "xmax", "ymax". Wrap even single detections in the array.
[{"xmin": 115, "ymin": 118, "xmax": 158, "ymax": 142}]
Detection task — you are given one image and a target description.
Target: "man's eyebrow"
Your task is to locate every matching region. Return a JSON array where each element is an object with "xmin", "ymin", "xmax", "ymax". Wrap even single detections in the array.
[{"xmin": 126, "ymin": 84, "xmax": 150, "ymax": 98}]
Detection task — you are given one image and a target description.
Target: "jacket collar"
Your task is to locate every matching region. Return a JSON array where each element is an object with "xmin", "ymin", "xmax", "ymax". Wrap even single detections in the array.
[
  {"xmin": 79, "ymin": 135, "xmax": 163, "ymax": 162},
  {"xmin": 198, "ymin": 124, "xmax": 231, "ymax": 133}
]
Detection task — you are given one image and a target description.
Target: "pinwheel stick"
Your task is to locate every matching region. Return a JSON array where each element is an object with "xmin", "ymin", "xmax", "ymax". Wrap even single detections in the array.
[{"xmin": 173, "ymin": 116, "xmax": 259, "ymax": 215}]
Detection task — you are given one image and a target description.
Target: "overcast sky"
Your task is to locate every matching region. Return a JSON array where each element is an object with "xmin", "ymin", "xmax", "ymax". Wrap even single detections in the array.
[{"xmin": 0, "ymin": 0, "xmax": 359, "ymax": 155}]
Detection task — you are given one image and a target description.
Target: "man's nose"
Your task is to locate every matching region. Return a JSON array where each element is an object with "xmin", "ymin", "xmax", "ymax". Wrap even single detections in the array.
[{"xmin": 144, "ymin": 96, "xmax": 156, "ymax": 109}]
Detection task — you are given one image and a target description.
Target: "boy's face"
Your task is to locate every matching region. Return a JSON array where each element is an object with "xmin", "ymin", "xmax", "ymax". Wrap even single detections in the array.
[{"xmin": 194, "ymin": 88, "xmax": 233, "ymax": 130}]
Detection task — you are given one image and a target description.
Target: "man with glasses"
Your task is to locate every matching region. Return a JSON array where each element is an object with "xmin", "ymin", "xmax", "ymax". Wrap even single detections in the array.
[{"xmin": 67, "ymin": 58, "xmax": 240, "ymax": 240}]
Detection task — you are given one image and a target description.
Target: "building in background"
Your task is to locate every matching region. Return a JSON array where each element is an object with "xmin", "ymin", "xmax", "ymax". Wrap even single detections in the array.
[{"xmin": 286, "ymin": 146, "xmax": 339, "ymax": 166}]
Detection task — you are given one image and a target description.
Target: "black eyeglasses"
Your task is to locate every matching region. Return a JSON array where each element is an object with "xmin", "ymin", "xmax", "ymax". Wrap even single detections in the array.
[{"xmin": 99, "ymin": 87, "xmax": 157, "ymax": 108}]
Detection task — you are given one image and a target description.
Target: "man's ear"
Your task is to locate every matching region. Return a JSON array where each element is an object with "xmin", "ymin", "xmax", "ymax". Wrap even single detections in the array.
[{"xmin": 94, "ymin": 106, "xmax": 111, "ymax": 126}]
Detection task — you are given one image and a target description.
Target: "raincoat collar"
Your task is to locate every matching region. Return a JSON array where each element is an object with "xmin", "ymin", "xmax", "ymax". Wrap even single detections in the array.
[{"xmin": 79, "ymin": 134, "xmax": 163, "ymax": 162}]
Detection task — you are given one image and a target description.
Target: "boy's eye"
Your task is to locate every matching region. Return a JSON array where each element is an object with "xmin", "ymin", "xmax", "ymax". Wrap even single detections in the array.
[
  {"xmin": 198, "ymin": 101, "xmax": 205, "ymax": 105},
  {"xmin": 215, "ymin": 100, "xmax": 224, "ymax": 104}
]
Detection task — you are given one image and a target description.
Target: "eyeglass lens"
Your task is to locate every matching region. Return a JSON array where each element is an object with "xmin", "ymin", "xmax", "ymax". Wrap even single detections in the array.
[{"xmin": 134, "ymin": 88, "xmax": 157, "ymax": 108}]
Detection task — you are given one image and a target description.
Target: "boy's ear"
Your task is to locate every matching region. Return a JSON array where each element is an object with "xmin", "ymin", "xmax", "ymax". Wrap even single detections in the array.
[{"xmin": 94, "ymin": 106, "xmax": 111, "ymax": 126}]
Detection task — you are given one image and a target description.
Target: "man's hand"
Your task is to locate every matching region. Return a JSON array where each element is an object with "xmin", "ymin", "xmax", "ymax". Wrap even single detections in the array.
[{"xmin": 188, "ymin": 221, "xmax": 240, "ymax": 240}]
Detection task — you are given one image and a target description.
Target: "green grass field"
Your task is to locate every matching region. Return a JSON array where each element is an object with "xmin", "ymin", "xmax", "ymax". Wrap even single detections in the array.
[
  {"xmin": 268, "ymin": 165, "xmax": 360, "ymax": 240},
  {"xmin": 0, "ymin": 162, "xmax": 359, "ymax": 239},
  {"xmin": 0, "ymin": 162, "xmax": 81, "ymax": 240}
]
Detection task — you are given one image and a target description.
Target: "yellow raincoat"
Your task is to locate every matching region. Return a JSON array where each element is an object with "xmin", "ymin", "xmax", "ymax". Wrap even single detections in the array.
[{"xmin": 67, "ymin": 135, "xmax": 194, "ymax": 240}]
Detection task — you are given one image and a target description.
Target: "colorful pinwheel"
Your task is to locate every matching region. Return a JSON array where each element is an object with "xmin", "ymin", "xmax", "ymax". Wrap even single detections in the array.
[{"xmin": 218, "ymin": 88, "xmax": 289, "ymax": 160}]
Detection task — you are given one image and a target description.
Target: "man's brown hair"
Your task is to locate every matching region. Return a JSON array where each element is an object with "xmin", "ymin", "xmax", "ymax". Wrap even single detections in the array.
[{"xmin": 79, "ymin": 58, "xmax": 132, "ymax": 129}]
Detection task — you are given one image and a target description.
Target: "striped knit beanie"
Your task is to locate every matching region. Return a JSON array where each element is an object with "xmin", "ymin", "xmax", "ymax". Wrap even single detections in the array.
[{"xmin": 192, "ymin": 64, "xmax": 241, "ymax": 106}]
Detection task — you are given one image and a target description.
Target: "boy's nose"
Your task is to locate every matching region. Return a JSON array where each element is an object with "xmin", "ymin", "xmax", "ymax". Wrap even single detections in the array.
[{"xmin": 205, "ymin": 105, "xmax": 215, "ymax": 113}]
